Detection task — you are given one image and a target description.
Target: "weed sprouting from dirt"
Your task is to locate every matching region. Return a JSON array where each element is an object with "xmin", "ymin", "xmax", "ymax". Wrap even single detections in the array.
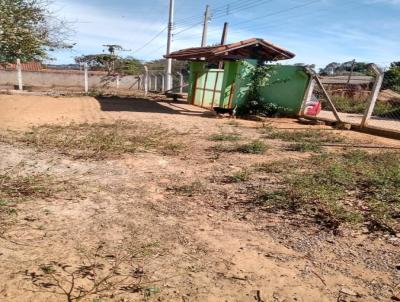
[
  {"xmin": 209, "ymin": 140, "xmax": 268, "ymax": 155},
  {"xmin": 167, "ymin": 181, "xmax": 205, "ymax": 197},
  {"xmin": 209, "ymin": 133, "xmax": 241, "ymax": 142},
  {"xmin": 235, "ymin": 140, "xmax": 268, "ymax": 154},
  {"xmin": 256, "ymin": 150, "xmax": 400, "ymax": 233},
  {"xmin": 11, "ymin": 121, "xmax": 184, "ymax": 160},
  {"xmin": 225, "ymin": 169, "xmax": 251, "ymax": 182}
]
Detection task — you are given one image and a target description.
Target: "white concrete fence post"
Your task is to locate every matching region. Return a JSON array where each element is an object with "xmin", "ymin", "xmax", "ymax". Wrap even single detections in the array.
[
  {"xmin": 361, "ymin": 64, "xmax": 384, "ymax": 128},
  {"xmin": 160, "ymin": 73, "xmax": 165, "ymax": 93},
  {"xmin": 144, "ymin": 66, "xmax": 148, "ymax": 96},
  {"xmin": 153, "ymin": 74, "xmax": 158, "ymax": 92},
  {"xmin": 83, "ymin": 63, "xmax": 89, "ymax": 93},
  {"xmin": 177, "ymin": 71, "xmax": 183, "ymax": 93},
  {"xmin": 116, "ymin": 74, "xmax": 120, "ymax": 90},
  {"xmin": 16, "ymin": 59, "xmax": 23, "ymax": 91}
]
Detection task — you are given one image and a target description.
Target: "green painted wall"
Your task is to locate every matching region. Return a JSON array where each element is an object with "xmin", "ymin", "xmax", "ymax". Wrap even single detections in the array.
[
  {"xmin": 219, "ymin": 61, "xmax": 240, "ymax": 108},
  {"xmin": 188, "ymin": 62, "xmax": 206, "ymax": 104},
  {"xmin": 259, "ymin": 65, "xmax": 310, "ymax": 114},
  {"xmin": 230, "ymin": 62, "xmax": 310, "ymax": 114},
  {"xmin": 230, "ymin": 59, "xmax": 257, "ymax": 108}
]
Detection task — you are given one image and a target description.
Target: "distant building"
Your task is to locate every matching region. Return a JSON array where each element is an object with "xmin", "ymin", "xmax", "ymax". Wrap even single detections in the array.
[{"xmin": 0, "ymin": 62, "xmax": 42, "ymax": 71}]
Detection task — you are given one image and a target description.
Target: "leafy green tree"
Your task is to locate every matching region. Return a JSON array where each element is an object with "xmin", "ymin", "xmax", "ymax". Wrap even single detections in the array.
[
  {"xmin": 383, "ymin": 62, "xmax": 400, "ymax": 92},
  {"xmin": 0, "ymin": 0, "xmax": 72, "ymax": 63},
  {"xmin": 146, "ymin": 59, "xmax": 189, "ymax": 75},
  {"xmin": 116, "ymin": 57, "xmax": 144, "ymax": 75},
  {"xmin": 75, "ymin": 54, "xmax": 143, "ymax": 75},
  {"xmin": 319, "ymin": 61, "xmax": 370, "ymax": 76}
]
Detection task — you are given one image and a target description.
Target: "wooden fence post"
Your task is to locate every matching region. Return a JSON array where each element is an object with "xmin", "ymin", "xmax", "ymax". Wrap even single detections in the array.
[
  {"xmin": 361, "ymin": 64, "xmax": 384, "ymax": 127},
  {"xmin": 16, "ymin": 59, "xmax": 23, "ymax": 91},
  {"xmin": 116, "ymin": 74, "xmax": 120, "ymax": 89}
]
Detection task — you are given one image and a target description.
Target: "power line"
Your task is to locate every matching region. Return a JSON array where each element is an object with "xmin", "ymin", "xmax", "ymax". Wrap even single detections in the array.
[
  {"xmin": 232, "ymin": 0, "xmax": 321, "ymax": 27},
  {"xmin": 174, "ymin": 0, "xmax": 270, "ymax": 29},
  {"xmin": 175, "ymin": 0, "xmax": 319, "ymax": 39},
  {"xmin": 132, "ymin": 26, "xmax": 168, "ymax": 54},
  {"xmin": 222, "ymin": 0, "xmax": 364, "ymax": 35}
]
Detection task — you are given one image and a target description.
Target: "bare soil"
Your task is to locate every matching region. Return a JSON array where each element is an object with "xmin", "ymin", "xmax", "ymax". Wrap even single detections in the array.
[{"xmin": 0, "ymin": 94, "xmax": 399, "ymax": 302}]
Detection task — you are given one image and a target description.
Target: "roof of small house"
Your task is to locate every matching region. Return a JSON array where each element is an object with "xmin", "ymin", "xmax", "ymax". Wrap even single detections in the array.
[
  {"xmin": 165, "ymin": 38, "xmax": 295, "ymax": 62},
  {"xmin": 0, "ymin": 62, "xmax": 43, "ymax": 71}
]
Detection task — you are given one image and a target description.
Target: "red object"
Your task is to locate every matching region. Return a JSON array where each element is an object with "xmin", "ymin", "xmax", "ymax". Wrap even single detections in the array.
[{"xmin": 306, "ymin": 101, "xmax": 322, "ymax": 116}]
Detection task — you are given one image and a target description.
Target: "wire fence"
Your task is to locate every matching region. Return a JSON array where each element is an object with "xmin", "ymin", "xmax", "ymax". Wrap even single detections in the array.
[
  {"xmin": 146, "ymin": 70, "xmax": 189, "ymax": 94},
  {"xmin": 301, "ymin": 65, "xmax": 400, "ymax": 134},
  {"xmin": 0, "ymin": 62, "xmax": 189, "ymax": 97}
]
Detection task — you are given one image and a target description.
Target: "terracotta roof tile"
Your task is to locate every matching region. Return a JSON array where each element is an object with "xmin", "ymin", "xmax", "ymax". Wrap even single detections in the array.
[{"xmin": 166, "ymin": 38, "xmax": 295, "ymax": 61}]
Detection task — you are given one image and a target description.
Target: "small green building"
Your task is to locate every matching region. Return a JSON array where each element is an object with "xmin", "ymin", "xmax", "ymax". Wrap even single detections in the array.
[{"xmin": 167, "ymin": 38, "xmax": 311, "ymax": 115}]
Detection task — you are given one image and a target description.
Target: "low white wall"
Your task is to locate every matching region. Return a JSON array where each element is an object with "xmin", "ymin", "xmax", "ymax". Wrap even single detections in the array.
[{"xmin": 0, "ymin": 70, "xmax": 142, "ymax": 91}]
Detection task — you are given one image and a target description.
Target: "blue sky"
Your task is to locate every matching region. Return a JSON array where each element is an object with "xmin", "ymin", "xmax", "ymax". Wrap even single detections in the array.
[{"xmin": 51, "ymin": 0, "xmax": 400, "ymax": 69}]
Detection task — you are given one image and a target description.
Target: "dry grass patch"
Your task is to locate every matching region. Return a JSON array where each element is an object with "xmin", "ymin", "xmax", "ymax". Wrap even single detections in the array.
[
  {"xmin": 255, "ymin": 150, "xmax": 400, "ymax": 234},
  {"xmin": 166, "ymin": 181, "xmax": 206, "ymax": 197},
  {"xmin": 225, "ymin": 169, "xmax": 251, "ymax": 183},
  {"xmin": 28, "ymin": 241, "xmax": 164, "ymax": 301},
  {"xmin": 0, "ymin": 164, "xmax": 74, "ymax": 233},
  {"xmin": 235, "ymin": 140, "xmax": 268, "ymax": 154},
  {"xmin": 208, "ymin": 132, "xmax": 241, "ymax": 142},
  {"xmin": 7, "ymin": 121, "xmax": 185, "ymax": 160},
  {"xmin": 210, "ymin": 140, "xmax": 268, "ymax": 155},
  {"xmin": 264, "ymin": 129, "xmax": 345, "ymax": 143},
  {"xmin": 263, "ymin": 129, "xmax": 346, "ymax": 152}
]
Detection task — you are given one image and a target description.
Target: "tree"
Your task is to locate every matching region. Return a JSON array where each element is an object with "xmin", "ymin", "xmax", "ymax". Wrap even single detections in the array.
[
  {"xmin": 146, "ymin": 59, "xmax": 189, "ymax": 75},
  {"xmin": 319, "ymin": 61, "xmax": 370, "ymax": 76},
  {"xmin": 117, "ymin": 57, "xmax": 144, "ymax": 75},
  {"xmin": 383, "ymin": 62, "xmax": 400, "ymax": 92},
  {"xmin": 75, "ymin": 54, "xmax": 143, "ymax": 75},
  {"xmin": 0, "ymin": 0, "xmax": 73, "ymax": 63}
]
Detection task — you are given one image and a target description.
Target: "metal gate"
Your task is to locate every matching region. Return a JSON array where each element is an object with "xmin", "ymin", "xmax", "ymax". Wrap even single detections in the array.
[{"xmin": 192, "ymin": 69, "xmax": 224, "ymax": 109}]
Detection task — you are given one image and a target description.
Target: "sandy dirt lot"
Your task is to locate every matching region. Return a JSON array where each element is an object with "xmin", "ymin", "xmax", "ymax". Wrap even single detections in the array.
[{"xmin": 0, "ymin": 94, "xmax": 399, "ymax": 302}]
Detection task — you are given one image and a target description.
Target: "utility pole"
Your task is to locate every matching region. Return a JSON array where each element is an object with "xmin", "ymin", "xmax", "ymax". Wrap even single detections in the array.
[
  {"xmin": 201, "ymin": 5, "xmax": 210, "ymax": 47},
  {"xmin": 166, "ymin": 0, "xmax": 175, "ymax": 91}
]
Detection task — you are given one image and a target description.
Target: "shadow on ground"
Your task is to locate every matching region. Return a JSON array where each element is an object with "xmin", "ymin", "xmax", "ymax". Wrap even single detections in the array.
[{"xmin": 96, "ymin": 96, "xmax": 216, "ymax": 118}]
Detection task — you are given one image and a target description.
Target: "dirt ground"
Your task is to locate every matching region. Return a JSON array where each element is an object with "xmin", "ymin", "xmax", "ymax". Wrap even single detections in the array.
[{"xmin": 0, "ymin": 93, "xmax": 400, "ymax": 302}]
